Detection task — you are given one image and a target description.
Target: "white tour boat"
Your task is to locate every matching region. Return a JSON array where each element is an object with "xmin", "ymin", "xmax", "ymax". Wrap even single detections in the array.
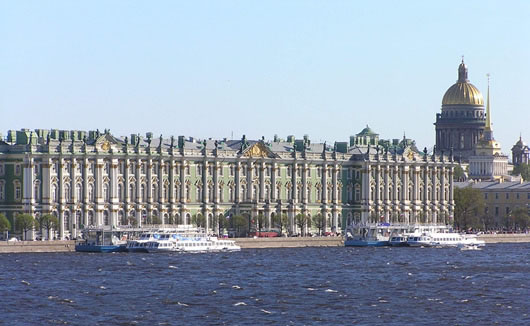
[
  {"xmin": 145, "ymin": 233, "xmax": 241, "ymax": 253},
  {"xmin": 406, "ymin": 225, "xmax": 485, "ymax": 248}
]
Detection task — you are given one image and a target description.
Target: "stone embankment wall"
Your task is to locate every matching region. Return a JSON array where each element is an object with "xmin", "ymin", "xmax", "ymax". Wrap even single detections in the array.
[
  {"xmin": 477, "ymin": 234, "xmax": 530, "ymax": 243},
  {"xmin": 235, "ymin": 236, "xmax": 344, "ymax": 249},
  {"xmin": 0, "ymin": 240, "xmax": 75, "ymax": 253},
  {"xmin": 0, "ymin": 234, "xmax": 528, "ymax": 253}
]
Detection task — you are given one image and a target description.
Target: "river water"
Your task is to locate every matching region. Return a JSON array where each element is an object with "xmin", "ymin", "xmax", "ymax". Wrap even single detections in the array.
[{"xmin": 1, "ymin": 244, "xmax": 529, "ymax": 326}]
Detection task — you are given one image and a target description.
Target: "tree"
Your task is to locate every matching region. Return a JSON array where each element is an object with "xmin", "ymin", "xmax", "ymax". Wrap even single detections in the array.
[
  {"xmin": 512, "ymin": 163, "xmax": 530, "ymax": 181},
  {"xmin": 454, "ymin": 187, "xmax": 485, "ymax": 231},
  {"xmin": 0, "ymin": 213, "xmax": 11, "ymax": 240},
  {"xmin": 191, "ymin": 213, "xmax": 206, "ymax": 229},
  {"xmin": 151, "ymin": 215, "xmax": 162, "ymax": 225},
  {"xmin": 272, "ymin": 214, "xmax": 289, "ymax": 236},
  {"xmin": 295, "ymin": 214, "xmax": 310, "ymax": 236},
  {"xmin": 217, "ymin": 214, "xmax": 226, "ymax": 235},
  {"xmin": 231, "ymin": 215, "xmax": 247, "ymax": 237},
  {"xmin": 256, "ymin": 213, "xmax": 266, "ymax": 236},
  {"xmin": 15, "ymin": 214, "xmax": 35, "ymax": 241},
  {"xmin": 509, "ymin": 207, "xmax": 530, "ymax": 231},
  {"xmin": 128, "ymin": 216, "xmax": 138, "ymax": 227},
  {"xmin": 37, "ymin": 214, "xmax": 58, "ymax": 240},
  {"xmin": 453, "ymin": 165, "xmax": 466, "ymax": 181},
  {"xmin": 312, "ymin": 214, "xmax": 325, "ymax": 236}
]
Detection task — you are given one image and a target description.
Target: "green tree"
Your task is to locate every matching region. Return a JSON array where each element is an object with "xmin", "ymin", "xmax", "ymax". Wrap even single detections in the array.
[
  {"xmin": 256, "ymin": 213, "xmax": 266, "ymax": 236},
  {"xmin": 15, "ymin": 214, "xmax": 35, "ymax": 241},
  {"xmin": 312, "ymin": 214, "xmax": 325, "ymax": 236},
  {"xmin": 512, "ymin": 163, "xmax": 530, "ymax": 181},
  {"xmin": 128, "ymin": 216, "xmax": 138, "ymax": 227},
  {"xmin": 191, "ymin": 213, "xmax": 206, "ymax": 228},
  {"xmin": 453, "ymin": 165, "xmax": 466, "ymax": 181},
  {"xmin": 231, "ymin": 215, "xmax": 247, "ymax": 237},
  {"xmin": 272, "ymin": 214, "xmax": 289, "ymax": 236},
  {"xmin": 295, "ymin": 214, "xmax": 310, "ymax": 236},
  {"xmin": 454, "ymin": 187, "xmax": 485, "ymax": 231},
  {"xmin": 0, "ymin": 213, "xmax": 11, "ymax": 239},
  {"xmin": 509, "ymin": 207, "xmax": 530, "ymax": 230},
  {"xmin": 37, "ymin": 214, "xmax": 59, "ymax": 240},
  {"xmin": 217, "ymin": 214, "xmax": 226, "ymax": 235},
  {"xmin": 151, "ymin": 215, "xmax": 162, "ymax": 225}
]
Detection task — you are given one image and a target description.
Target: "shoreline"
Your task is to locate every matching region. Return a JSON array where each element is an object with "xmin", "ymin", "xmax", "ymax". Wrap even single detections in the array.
[{"xmin": 1, "ymin": 234, "xmax": 528, "ymax": 253}]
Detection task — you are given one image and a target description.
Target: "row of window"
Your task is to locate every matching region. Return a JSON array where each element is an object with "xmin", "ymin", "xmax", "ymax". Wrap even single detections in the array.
[
  {"xmin": 43, "ymin": 182, "xmax": 360, "ymax": 204},
  {"xmin": 0, "ymin": 180, "xmax": 21, "ymax": 201},
  {"xmin": 0, "ymin": 164, "xmax": 21, "ymax": 176},
  {"xmin": 43, "ymin": 161, "xmax": 362, "ymax": 179},
  {"xmin": 484, "ymin": 192, "xmax": 530, "ymax": 200},
  {"xmin": 485, "ymin": 206, "xmax": 527, "ymax": 216}
]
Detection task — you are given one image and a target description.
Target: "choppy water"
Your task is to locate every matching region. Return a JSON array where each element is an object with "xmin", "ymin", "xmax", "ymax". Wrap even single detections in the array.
[{"xmin": 1, "ymin": 244, "xmax": 530, "ymax": 326}]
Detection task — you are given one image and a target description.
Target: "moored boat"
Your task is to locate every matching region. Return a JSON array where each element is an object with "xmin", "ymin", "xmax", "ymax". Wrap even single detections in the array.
[{"xmin": 75, "ymin": 228, "xmax": 128, "ymax": 253}]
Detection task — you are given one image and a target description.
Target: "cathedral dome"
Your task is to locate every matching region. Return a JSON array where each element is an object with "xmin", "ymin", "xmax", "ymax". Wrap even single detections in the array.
[{"xmin": 442, "ymin": 61, "xmax": 484, "ymax": 106}]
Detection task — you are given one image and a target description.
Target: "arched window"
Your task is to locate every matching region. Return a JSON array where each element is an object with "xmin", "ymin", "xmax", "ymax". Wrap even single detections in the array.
[
  {"xmin": 118, "ymin": 211, "xmax": 124, "ymax": 225},
  {"xmin": 64, "ymin": 184, "xmax": 71, "ymax": 202},
  {"xmin": 186, "ymin": 185, "xmax": 190, "ymax": 201},
  {"xmin": 88, "ymin": 211, "xmax": 95, "ymax": 225},
  {"xmin": 229, "ymin": 186, "xmax": 234, "ymax": 202},
  {"xmin": 141, "ymin": 184, "xmax": 147, "ymax": 201},
  {"xmin": 196, "ymin": 186, "xmax": 202, "ymax": 202},
  {"xmin": 152, "ymin": 184, "xmax": 158, "ymax": 201},
  {"xmin": 163, "ymin": 184, "xmax": 169, "ymax": 201},
  {"xmin": 175, "ymin": 184, "xmax": 180, "ymax": 200},
  {"xmin": 118, "ymin": 183, "xmax": 124, "ymax": 201},
  {"xmin": 297, "ymin": 186, "xmax": 302, "ymax": 202},
  {"xmin": 264, "ymin": 185, "xmax": 270, "ymax": 201},
  {"xmin": 208, "ymin": 185, "xmax": 214, "ymax": 202},
  {"xmin": 63, "ymin": 211, "xmax": 70, "ymax": 231},
  {"xmin": 129, "ymin": 184, "xmax": 136, "ymax": 201},
  {"xmin": 103, "ymin": 211, "xmax": 109, "ymax": 226},
  {"xmin": 76, "ymin": 184, "xmax": 82, "ymax": 201},
  {"xmin": 88, "ymin": 183, "xmax": 95, "ymax": 201},
  {"xmin": 76, "ymin": 211, "xmax": 82, "ymax": 228},
  {"xmin": 240, "ymin": 185, "xmax": 246, "ymax": 201},
  {"xmin": 103, "ymin": 183, "xmax": 110, "ymax": 202},
  {"xmin": 307, "ymin": 186, "xmax": 311, "ymax": 202},
  {"xmin": 51, "ymin": 184, "xmax": 58, "ymax": 202}
]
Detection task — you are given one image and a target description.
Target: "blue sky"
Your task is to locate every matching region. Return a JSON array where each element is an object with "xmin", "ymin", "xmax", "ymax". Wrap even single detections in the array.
[{"xmin": 1, "ymin": 0, "xmax": 529, "ymax": 154}]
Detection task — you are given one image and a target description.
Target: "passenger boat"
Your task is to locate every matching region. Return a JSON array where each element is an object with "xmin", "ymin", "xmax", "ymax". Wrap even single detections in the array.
[
  {"xmin": 75, "ymin": 228, "xmax": 128, "ymax": 253},
  {"xmin": 344, "ymin": 223, "xmax": 393, "ymax": 247},
  {"xmin": 145, "ymin": 233, "xmax": 241, "ymax": 253},
  {"xmin": 406, "ymin": 225, "xmax": 485, "ymax": 248},
  {"xmin": 126, "ymin": 232, "xmax": 160, "ymax": 253},
  {"xmin": 388, "ymin": 234, "xmax": 409, "ymax": 247}
]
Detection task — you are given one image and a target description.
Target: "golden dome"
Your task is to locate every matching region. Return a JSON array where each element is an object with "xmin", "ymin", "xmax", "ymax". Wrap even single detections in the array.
[{"xmin": 442, "ymin": 61, "xmax": 484, "ymax": 106}]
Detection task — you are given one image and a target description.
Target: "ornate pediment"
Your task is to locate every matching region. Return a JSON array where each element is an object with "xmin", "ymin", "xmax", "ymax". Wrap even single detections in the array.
[
  {"xmin": 242, "ymin": 142, "xmax": 276, "ymax": 158},
  {"xmin": 94, "ymin": 133, "xmax": 123, "ymax": 152}
]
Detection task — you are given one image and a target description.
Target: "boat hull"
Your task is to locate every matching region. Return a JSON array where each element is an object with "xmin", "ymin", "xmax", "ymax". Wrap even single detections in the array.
[
  {"xmin": 75, "ymin": 244, "xmax": 126, "ymax": 253},
  {"xmin": 344, "ymin": 239, "xmax": 388, "ymax": 247}
]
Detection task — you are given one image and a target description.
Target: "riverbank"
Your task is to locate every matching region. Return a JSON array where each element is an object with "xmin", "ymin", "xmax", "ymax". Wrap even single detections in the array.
[
  {"xmin": 0, "ymin": 240, "xmax": 75, "ymax": 253},
  {"xmin": 477, "ymin": 233, "xmax": 530, "ymax": 243},
  {"xmin": 1, "ymin": 234, "xmax": 528, "ymax": 253}
]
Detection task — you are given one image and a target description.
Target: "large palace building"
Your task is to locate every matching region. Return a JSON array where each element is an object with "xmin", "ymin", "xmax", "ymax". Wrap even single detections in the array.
[{"xmin": 0, "ymin": 127, "xmax": 455, "ymax": 239}]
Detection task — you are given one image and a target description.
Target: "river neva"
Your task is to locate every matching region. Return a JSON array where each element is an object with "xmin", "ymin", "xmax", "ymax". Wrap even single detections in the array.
[{"xmin": 2, "ymin": 244, "xmax": 530, "ymax": 326}]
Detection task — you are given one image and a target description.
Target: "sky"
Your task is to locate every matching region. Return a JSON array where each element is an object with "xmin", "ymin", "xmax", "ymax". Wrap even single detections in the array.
[{"xmin": 1, "ymin": 0, "xmax": 529, "ymax": 154}]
